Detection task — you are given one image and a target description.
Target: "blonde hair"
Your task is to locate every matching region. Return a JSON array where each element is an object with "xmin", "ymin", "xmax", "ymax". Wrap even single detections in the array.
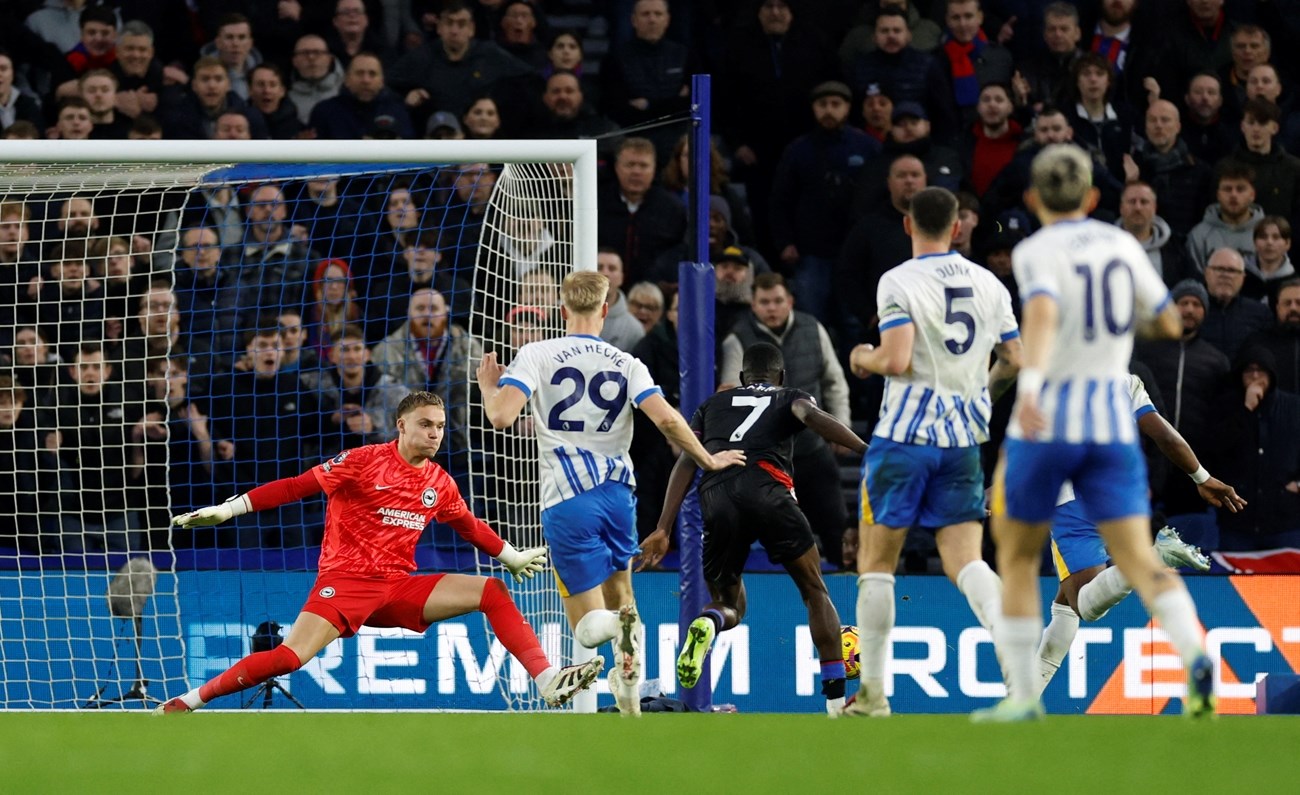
[
  {"xmin": 1031, "ymin": 144, "xmax": 1093, "ymax": 212},
  {"xmin": 561, "ymin": 270, "xmax": 609, "ymax": 315}
]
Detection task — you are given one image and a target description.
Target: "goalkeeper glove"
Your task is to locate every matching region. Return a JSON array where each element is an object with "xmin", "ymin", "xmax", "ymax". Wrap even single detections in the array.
[
  {"xmin": 172, "ymin": 494, "xmax": 251, "ymax": 528},
  {"xmin": 495, "ymin": 542, "xmax": 547, "ymax": 583}
]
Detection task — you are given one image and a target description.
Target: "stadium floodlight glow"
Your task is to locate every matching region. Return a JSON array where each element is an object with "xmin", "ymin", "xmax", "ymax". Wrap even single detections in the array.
[{"xmin": 0, "ymin": 138, "xmax": 595, "ymax": 710}]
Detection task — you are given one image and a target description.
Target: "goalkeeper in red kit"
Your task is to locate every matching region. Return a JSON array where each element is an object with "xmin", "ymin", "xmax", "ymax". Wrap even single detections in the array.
[{"xmin": 154, "ymin": 391, "xmax": 604, "ymax": 713}]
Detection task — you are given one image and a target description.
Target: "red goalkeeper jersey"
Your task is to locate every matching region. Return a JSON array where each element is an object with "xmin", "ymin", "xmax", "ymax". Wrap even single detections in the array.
[{"xmin": 311, "ymin": 442, "xmax": 470, "ymax": 576}]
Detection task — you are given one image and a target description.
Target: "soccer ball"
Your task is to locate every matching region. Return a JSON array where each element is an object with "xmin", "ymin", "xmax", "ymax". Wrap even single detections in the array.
[{"xmin": 841, "ymin": 625, "xmax": 861, "ymax": 680}]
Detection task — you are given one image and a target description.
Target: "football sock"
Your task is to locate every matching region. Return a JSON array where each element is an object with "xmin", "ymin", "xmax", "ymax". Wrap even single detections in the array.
[
  {"xmin": 701, "ymin": 608, "xmax": 726, "ymax": 633},
  {"xmin": 195, "ymin": 643, "xmax": 301, "ymax": 706},
  {"xmin": 856, "ymin": 572, "xmax": 895, "ymax": 687},
  {"xmin": 574, "ymin": 609, "xmax": 619, "ymax": 648},
  {"xmin": 1077, "ymin": 566, "xmax": 1131, "ymax": 621},
  {"xmin": 1150, "ymin": 588, "xmax": 1205, "ymax": 665},
  {"xmin": 994, "ymin": 615, "xmax": 1043, "ymax": 702},
  {"xmin": 1035, "ymin": 602, "xmax": 1080, "ymax": 696},
  {"xmin": 480, "ymin": 577, "xmax": 549, "ymax": 679},
  {"xmin": 820, "ymin": 660, "xmax": 846, "ymax": 700},
  {"xmin": 956, "ymin": 560, "xmax": 1002, "ymax": 631}
]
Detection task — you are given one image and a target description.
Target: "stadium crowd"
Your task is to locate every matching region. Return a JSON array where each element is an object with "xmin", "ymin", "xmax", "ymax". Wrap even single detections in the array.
[{"xmin": 0, "ymin": 0, "xmax": 1299, "ymax": 566}]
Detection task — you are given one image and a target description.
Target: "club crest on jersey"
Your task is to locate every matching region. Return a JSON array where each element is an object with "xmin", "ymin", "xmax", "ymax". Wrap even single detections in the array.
[
  {"xmin": 421, "ymin": 487, "xmax": 438, "ymax": 508},
  {"xmin": 318, "ymin": 586, "xmax": 336, "ymax": 598},
  {"xmin": 322, "ymin": 450, "xmax": 350, "ymax": 472}
]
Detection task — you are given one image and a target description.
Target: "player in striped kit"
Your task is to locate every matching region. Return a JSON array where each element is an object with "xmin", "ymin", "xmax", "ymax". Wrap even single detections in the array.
[
  {"xmin": 478, "ymin": 271, "xmax": 744, "ymax": 715},
  {"xmin": 846, "ymin": 187, "xmax": 1022, "ymax": 717},
  {"xmin": 977, "ymin": 144, "xmax": 1216, "ymax": 721}
]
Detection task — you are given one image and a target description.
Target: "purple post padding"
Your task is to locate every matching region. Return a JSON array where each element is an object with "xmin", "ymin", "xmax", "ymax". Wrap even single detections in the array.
[{"xmin": 1256, "ymin": 673, "xmax": 1300, "ymax": 714}]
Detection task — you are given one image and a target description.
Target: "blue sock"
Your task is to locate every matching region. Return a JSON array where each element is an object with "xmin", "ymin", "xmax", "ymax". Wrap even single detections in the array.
[
  {"xmin": 820, "ymin": 660, "xmax": 846, "ymax": 699},
  {"xmin": 701, "ymin": 609, "xmax": 725, "ymax": 632}
]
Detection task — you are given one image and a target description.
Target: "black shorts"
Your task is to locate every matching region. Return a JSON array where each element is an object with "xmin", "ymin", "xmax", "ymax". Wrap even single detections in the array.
[{"xmin": 700, "ymin": 468, "xmax": 816, "ymax": 588}]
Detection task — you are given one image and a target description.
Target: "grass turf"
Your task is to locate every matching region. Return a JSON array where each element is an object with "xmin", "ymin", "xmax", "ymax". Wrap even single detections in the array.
[{"xmin": 2, "ymin": 713, "xmax": 1297, "ymax": 793}]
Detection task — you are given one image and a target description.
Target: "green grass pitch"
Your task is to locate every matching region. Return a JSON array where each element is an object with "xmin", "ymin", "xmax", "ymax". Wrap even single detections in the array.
[{"xmin": 3, "ymin": 713, "xmax": 1298, "ymax": 793}]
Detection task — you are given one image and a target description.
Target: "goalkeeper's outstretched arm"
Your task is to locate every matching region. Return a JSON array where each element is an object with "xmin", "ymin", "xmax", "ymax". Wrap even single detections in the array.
[{"xmin": 172, "ymin": 471, "xmax": 322, "ymax": 527}]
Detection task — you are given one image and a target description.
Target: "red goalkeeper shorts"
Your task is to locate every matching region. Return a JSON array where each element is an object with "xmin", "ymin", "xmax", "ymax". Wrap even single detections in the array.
[{"xmin": 300, "ymin": 572, "xmax": 446, "ymax": 638}]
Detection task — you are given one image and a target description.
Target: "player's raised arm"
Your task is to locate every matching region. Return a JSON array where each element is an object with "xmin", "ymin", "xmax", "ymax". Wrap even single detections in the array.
[
  {"xmin": 638, "ymin": 392, "xmax": 746, "ymax": 471},
  {"xmin": 791, "ymin": 397, "xmax": 867, "ymax": 454},
  {"xmin": 477, "ymin": 351, "xmax": 529, "ymax": 430},
  {"xmin": 171, "ymin": 471, "xmax": 323, "ymax": 527},
  {"xmin": 1137, "ymin": 409, "xmax": 1247, "ymax": 512}
]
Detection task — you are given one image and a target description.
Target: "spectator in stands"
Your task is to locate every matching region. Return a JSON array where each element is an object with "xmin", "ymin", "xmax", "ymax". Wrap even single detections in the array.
[
  {"xmin": 9, "ymin": 326, "xmax": 60, "ymax": 407},
  {"xmin": 1131, "ymin": 99, "xmax": 1214, "ymax": 238},
  {"xmin": 91, "ymin": 234, "xmax": 144, "ymax": 332},
  {"xmin": 1229, "ymin": 99, "xmax": 1300, "ymax": 223},
  {"xmin": 213, "ymin": 109, "xmax": 253, "ymax": 140},
  {"xmin": 505, "ymin": 304, "xmax": 547, "ymax": 357},
  {"xmin": 424, "ymin": 110, "xmax": 462, "ymax": 139},
  {"xmin": 0, "ymin": 50, "xmax": 43, "ymax": 130},
  {"xmin": 1161, "ymin": 0, "xmax": 1235, "ymax": 94},
  {"xmin": 627, "ymin": 281, "xmax": 664, "ymax": 334},
  {"xmin": 200, "ymin": 13, "xmax": 260, "ymax": 101},
  {"xmin": 0, "ymin": 200, "xmax": 38, "ymax": 330},
  {"xmin": 495, "ymin": 0, "xmax": 546, "ymax": 72},
  {"xmin": 771, "ymin": 80, "xmax": 880, "ymax": 327},
  {"xmin": 320, "ymin": 323, "xmax": 407, "ymax": 456},
  {"xmin": 1015, "ymin": 2, "xmax": 1083, "ymax": 112},
  {"xmin": 599, "ymin": 0, "xmax": 693, "ymax": 157},
  {"xmin": 370, "ymin": 287, "xmax": 482, "ymax": 484},
  {"xmin": 206, "ymin": 326, "xmax": 323, "ymax": 548},
  {"xmin": 461, "ymin": 96, "xmax": 502, "ymax": 140},
  {"xmin": 49, "ymin": 342, "xmax": 142, "ymax": 552},
  {"xmin": 49, "ymin": 194, "xmax": 99, "ymax": 241},
  {"xmin": 368, "ymin": 229, "xmax": 470, "ymax": 340},
  {"xmin": 159, "ymin": 56, "xmax": 269, "ymax": 140},
  {"xmin": 964, "ymin": 82, "xmax": 1022, "ymax": 197},
  {"xmin": 1241, "ymin": 278, "xmax": 1300, "ymax": 395},
  {"xmin": 305, "ymin": 258, "xmax": 363, "ymax": 362},
  {"xmin": 1219, "ymin": 24, "xmax": 1270, "ymax": 125},
  {"xmin": 534, "ymin": 70, "xmax": 618, "ymax": 160},
  {"xmin": 1200, "ymin": 247, "xmax": 1273, "ymax": 359},
  {"xmin": 933, "ymin": 0, "xmax": 1014, "ymax": 139},
  {"xmin": 26, "ymin": 1, "xmax": 116, "ymax": 55},
  {"xmin": 1117, "ymin": 181, "xmax": 1196, "ymax": 288},
  {"xmin": 853, "ymin": 101, "xmax": 964, "ymax": 215},
  {"xmin": 717, "ymin": 0, "xmax": 837, "ymax": 256},
  {"xmin": 272, "ymin": 309, "xmax": 326, "ymax": 390},
  {"xmin": 127, "ymin": 114, "xmax": 160, "ymax": 139},
  {"xmin": 839, "ymin": 0, "xmax": 942, "ymax": 68},
  {"xmin": 630, "ymin": 287, "xmax": 679, "ymax": 538},
  {"xmin": 661, "ymin": 133, "xmax": 753, "ymax": 246},
  {"xmin": 310, "ymin": 52, "xmax": 413, "ymax": 140},
  {"xmin": 248, "ymin": 64, "xmax": 304, "ymax": 140},
  {"xmin": 844, "ymin": 8, "xmax": 940, "ymax": 114},
  {"xmin": 233, "ymin": 183, "xmax": 317, "ymax": 313},
  {"xmin": 327, "ymin": 0, "xmax": 388, "ymax": 66},
  {"xmin": 1066, "ymin": 53, "xmax": 1134, "ymax": 180},
  {"xmin": 80, "ymin": 69, "xmax": 129, "ymax": 138},
  {"xmin": 437, "ymin": 163, "xmax": 498, "ymax": 273},
  {"xmin": 1182, "ymin": 72, "xmax": 1235, "ymax": 166},
  {"xmin": 286, "ymin": 177, "xmax": 353, "ymax": 259},
  {"xmin": 109, "ymin": 20, "xmax": 167, "ymax": 120},
  {"xmin": 952, "ymin": 191, "xmax": 980, "ymax": 259},
  {"xmin": 37, "ymin": 238, "xmax": 105, "ymax": 361},
  {"xmin": 596, "ymin": 136, "xmax": 687, "ymax": 286},
  {"xmin": 1246, "ymin": 65, "xmax": 1300, "ymax": 157},
  {"xmin": 117, "ymin": 281, "xmax": 178, "ymax": 385},
  {"xmin": 388, "ymin": 0, "xmax": 533, "ymax": 136},
  {"xmin": 595, "ymin": 247, "xmax": 645, "ymax": 352},
  {"xmin": 1188, "ymin": 161, "xmax": 1266, "ymax": 271},
  {"xmin": 717, "ymin": 272, "xmax": 852, "ymax": 561},
  {"xmin": 1136, "ymin": 280, "xmax": 1231, "ymax": 514},
  {"xmin": 51, "ymin": 96, "xmax": 92, "ymax": 139},
  {"xmin": 63, "ymin": 5, "xmax": 117, "ymax": 78},
  {"xmin": 713, "ymin": 246, "xmax": 756, "ymax": 348},
  {"xmin": 289, "ymin": 34, "xmax": 344, "ymax": 125},
  {"xmin": 1209, "ymin": 345, "xmax": 1300, "ymax": 550},
  {"xmin": 1245, "ymin": 217, "xmax": 1297, "ymax": 303},
  {"xmin": 0, "ymin": 375, "xmax": 56, "ymax": 554},
  {"xmin": 175, "ymin": 224, "xmax": 242, "ymax": 370},
  {"xmin": 861, "ymin": 84, "xmax": 892, "ymax": 143},
  {"xmin": 653, "ymin": 195, "xmax": 769, "ymax": 285}
]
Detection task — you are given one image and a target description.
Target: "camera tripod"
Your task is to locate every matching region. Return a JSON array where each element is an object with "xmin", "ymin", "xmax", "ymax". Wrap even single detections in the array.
[
  {"xmin": 84, "ymin": 616, "xmax": 164, "ymax": 709},
  {"xmin": 241, "ymin": 676, "xmax": 306, "ymax": 710}
]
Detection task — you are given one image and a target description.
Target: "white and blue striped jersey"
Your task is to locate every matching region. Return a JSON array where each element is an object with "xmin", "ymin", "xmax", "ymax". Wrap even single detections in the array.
[
  {"xmin": 1056, "ymin": 373, "xmax": 1157, "ymax": 505},
  {"xmin": 1009, "ymin": 219, "xmax": 1170, "ymax": 444},
  {"xmin": 500, "ymin": 334, "xmax": 662, "ymax": 510},
  {"xmin": 873, "ymin": 251, "xmax": 1020, "ymax": 447}
]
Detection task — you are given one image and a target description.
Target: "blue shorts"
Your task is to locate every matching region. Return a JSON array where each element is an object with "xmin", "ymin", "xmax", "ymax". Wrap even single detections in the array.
[
  {"xmin": 1001, "ymin": 439, "xmax": 1149, "ymax": 524},
  {"xmin": 860, "ymin": 439, "xmax": 985, "ymax": 529},
  {"xmin": 1050, "ymin": 499, "xmax": 1109, "ymax": 581},
  {"xmin": 540, "ymin": 480, "xmax": 637, "ymax": 597}
]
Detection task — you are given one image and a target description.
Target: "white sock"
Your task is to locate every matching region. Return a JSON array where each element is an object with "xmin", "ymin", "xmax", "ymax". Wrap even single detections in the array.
[
  {"xmin": 574, "ymin": 609, "xmax": 619, "ymax": 648},
  {"xmin": 1035, "ymin": 602, "xmax": 1080, "ymax": 696},
  {"xmin": 1077, "ymin": 566, "xmax": 1131, "ymax": 621},
  {"xmin": 856, "ymin": 572, "xmax": 895, "ymax": 688},
  {"xmin": 1150, "ymin": 588, "xmax": 1205, "ymax": 665},
  {"xmin": 179, "ymin": 688, "xmax": 206, "ymax": 709},
  {"xmin": 535, "ymin": 666, "xmax": 558, "ymax": 691},
  {"xmin": 994, "ymin": 615, "xmax": 1043, "ymax": 703},
  {"xmin": 956, "ymin": 560, "xmax": 1002, "ymax": 632}
]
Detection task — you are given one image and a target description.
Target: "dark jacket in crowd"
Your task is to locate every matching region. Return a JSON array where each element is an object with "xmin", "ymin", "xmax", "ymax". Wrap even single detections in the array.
[
  {"xmin": 1241, "ymin": 321, "xmax": 1300, "ymax": 395},
  {"xmin": 1134, "ymin": 138, "xmax": 1215, "ymax": 237},
  {"xmin": 770, "ymin": 125, "xmax": 881, "ymax": 258}
]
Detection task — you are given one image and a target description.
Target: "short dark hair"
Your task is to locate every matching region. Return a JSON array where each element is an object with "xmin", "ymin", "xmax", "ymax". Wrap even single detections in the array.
[
  {"xmin": 1217, "ymin": 159, "xmax": 1256, "ymax": 186},
  {"xmin": 741, "ymin": 341, "xmax": 784, "ymax": 386},
  {"xmin": 908, "ymin": 187, "xmax": 959, "ymax": 238},
  {"xmin": 1242, "ymin": 97, "xmax": 1282, "ymax": 126},
  {"xmin": 753, "ymin": 271, "xmax": 788, "ymax": 293},
  {"xmin": 131, "ymin": 114, "xmax": 162, "ymax": 136},
  {"xmin": 1255, "ymin": 215, "xmax": 1292, "ymax": 241},
  {"xmin": 338, "ymin": 323, "xmax": 367, "ymax": 342},
  {"xmin": 396, "ymin": 390, "xmax": 446, "ymax": 420},
  {"xmin": 80, "ymin": 6, "xmax": 116, "ymax": 29}
]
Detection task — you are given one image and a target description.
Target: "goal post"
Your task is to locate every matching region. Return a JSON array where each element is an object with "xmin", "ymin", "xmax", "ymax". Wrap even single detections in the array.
[{"xmin": 0, "ymin": 139, "xmax": 596, "ymax": 710}]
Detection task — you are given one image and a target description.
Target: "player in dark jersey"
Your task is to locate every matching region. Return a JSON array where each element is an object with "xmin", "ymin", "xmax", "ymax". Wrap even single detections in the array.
[
  {"xmin": 638, "ymin": 342, "xmax": 868, "ymax": 716},
  {"xmin": 153, "ymin": 391, "xmax": 603, "ymax": 713}
]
